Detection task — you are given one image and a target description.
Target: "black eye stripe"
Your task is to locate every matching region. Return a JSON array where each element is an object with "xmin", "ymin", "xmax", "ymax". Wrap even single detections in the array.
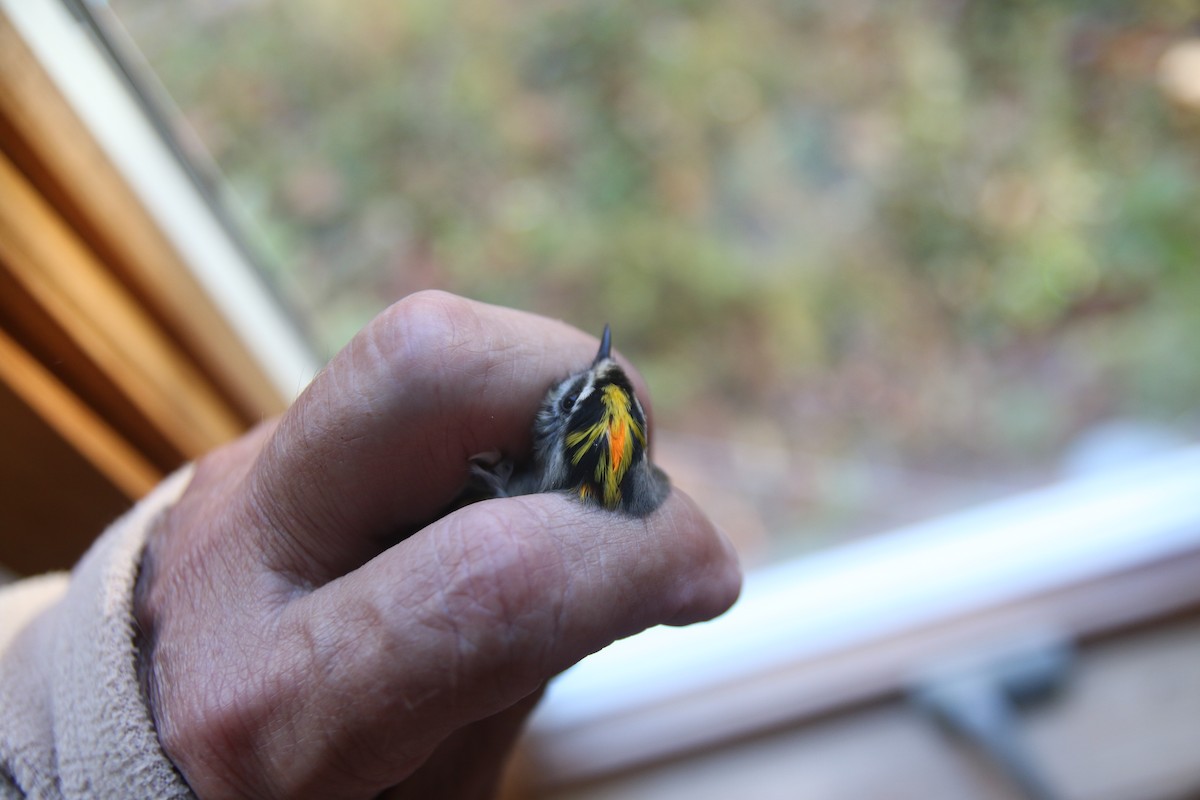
[{"xmin": 560, "ymin": 376, "xmax": 588, "ymax": 413}]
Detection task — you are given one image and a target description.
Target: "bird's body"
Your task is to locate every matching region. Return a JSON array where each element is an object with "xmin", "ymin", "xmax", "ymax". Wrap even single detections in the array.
[{"xmin": 465, "ymin": 325, "xmax": 670, "ymax": 516}]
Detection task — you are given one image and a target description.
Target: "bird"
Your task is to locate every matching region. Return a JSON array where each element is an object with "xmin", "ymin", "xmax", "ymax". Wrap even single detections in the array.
[{"xmin": 462, "ymin": 324, "xmax": 670, "ymax": 517}]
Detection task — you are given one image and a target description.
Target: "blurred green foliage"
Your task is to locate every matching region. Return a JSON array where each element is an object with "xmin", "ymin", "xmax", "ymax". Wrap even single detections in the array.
[{"xmin": 112, "ymin": 0, "xmax": 1200, "ymax": 502}]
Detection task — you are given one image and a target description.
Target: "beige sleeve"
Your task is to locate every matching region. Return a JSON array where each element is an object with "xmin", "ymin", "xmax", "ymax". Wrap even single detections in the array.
[{"xmin": 0, "ymin": 466, "xmax": 196, "ymax": 799}]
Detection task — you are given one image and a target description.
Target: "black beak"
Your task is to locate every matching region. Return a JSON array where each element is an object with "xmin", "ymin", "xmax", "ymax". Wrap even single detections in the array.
[{"xmin": 593, "ymin": 323, "xmax": 612, "ymax": 365}]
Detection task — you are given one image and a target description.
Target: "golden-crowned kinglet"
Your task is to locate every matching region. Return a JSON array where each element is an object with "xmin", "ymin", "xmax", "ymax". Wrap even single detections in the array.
[{"xmin": 464, "ymin": 325, "xmax": 669, "ymax": 516}]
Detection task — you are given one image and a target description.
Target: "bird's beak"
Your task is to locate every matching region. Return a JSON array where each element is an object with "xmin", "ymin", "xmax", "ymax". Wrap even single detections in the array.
[{"xmin": 593, "ymin": 323, "xmax": 612, "ymax": 365}]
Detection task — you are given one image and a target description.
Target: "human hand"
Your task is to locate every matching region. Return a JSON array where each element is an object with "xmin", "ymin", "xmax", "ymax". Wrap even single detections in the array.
[{"xmin": 134, "ymin": 292, "xmax": 741, "ymax": 799}]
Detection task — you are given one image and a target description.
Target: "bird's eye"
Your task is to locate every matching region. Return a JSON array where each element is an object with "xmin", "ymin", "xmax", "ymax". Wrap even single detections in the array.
[{"xmin": 560, "ymin": 392, "xmax": 579, "ymax": 413}]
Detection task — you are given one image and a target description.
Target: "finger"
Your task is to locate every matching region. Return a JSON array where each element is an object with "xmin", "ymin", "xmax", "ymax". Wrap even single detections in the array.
[
  {"xmin": 259, "ymin": 489, "xmax": 740, "ymax": 795},
  {"xmin": 246, "ymin": 291, "xmax": 654, "ymax": 582}
]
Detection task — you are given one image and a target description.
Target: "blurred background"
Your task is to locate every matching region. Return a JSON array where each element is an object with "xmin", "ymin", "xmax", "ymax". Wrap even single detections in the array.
[
  {"xmin": 104, "ymin": 0, "xmax": 1200, "ymax": 567},
  {"xmin": 4, "ymin": 1, "xmax": 1200, "ymax": 798}
]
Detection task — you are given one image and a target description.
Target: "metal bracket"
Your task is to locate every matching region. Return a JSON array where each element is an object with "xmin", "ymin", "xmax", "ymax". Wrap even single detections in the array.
[{"xmin": 911, "ymin": 635, "xmax": 1073, "ymax": 800}]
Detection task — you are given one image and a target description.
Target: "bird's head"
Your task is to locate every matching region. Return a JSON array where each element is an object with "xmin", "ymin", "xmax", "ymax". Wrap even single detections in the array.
[{"xmin": 532, "ymin": 324, "xmax": 652, "ymax": 510}]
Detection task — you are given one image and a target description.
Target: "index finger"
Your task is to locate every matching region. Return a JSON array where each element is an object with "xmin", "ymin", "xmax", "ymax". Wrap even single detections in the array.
[{"xmin": 247, "ymin": 291, "xmax": 653, "ymax": 583}]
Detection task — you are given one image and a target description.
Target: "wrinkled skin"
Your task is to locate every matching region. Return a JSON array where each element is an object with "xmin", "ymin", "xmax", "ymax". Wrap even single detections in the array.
[{"xmin": 134, "ymin": 292, "xmax": 742, "ymax": 799}]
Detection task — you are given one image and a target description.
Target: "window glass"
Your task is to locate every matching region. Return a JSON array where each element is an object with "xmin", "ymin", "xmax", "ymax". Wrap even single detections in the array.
[{"xmin": 104, "ymin": 1, "xmax": 1200, "ymax": 565}]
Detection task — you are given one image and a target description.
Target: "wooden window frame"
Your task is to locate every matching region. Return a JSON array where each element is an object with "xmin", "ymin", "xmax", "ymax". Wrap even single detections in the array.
[{"xmin": 0, "ymin": 0, "xmax": 317, "ymax": 572}]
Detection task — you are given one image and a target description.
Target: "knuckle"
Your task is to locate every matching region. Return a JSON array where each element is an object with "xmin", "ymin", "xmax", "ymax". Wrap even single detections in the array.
[
  {"xmin": 435, "ymin": 502, "xmax": 566, "ymax": 677},
  {"xmin": 377, "ymin": 290, "xmax": 480, "ymax": 366},
  {"xmin": 362, "ymin": 291, "xmax": 490, "ymax": 407},
  {"xmin": 154, "ymin": 661, "xmax": 286, "ymax": 797},
  {"xmin": 441, "ymin": 507, "xmax": 534, "ymax": 619}
]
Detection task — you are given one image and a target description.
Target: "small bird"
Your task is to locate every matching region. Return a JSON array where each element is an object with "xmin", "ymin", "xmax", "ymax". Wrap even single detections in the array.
[{"xmin": 464, "ymin": 324, "xmax": 670, "ymax": 517}]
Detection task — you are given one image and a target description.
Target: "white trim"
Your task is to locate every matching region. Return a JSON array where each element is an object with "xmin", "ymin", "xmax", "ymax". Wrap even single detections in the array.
[
  {"xmin": 2, "ymin": 0, "xmax": 320, "ymax": 398},
  {"xmin": 532, "ymin": 444, "xmax": 1200, "ymax": 734}
]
